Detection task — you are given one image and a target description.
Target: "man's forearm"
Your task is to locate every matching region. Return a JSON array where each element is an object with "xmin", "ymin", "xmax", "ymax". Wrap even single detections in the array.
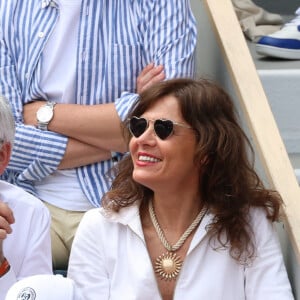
[
  {"xmin": 24, "ymin": 102, "xmax": 127, "ymax": 153},
  {"xmin": 51, "ymin": 103, "xmax": 126, "ymax": 152},
  {"xmin": 58, "ymin": 137, "xmax": 113, "ymax": 169}
]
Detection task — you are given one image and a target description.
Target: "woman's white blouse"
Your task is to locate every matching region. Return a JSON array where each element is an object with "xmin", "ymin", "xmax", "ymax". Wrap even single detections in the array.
[{"xmin": 68, "ymin": 203, "xmax": 294, "ymax": 300}]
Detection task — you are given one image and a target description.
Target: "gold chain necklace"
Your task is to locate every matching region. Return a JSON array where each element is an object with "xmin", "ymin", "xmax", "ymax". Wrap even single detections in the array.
[{"xmin": 148, "ymin": 200, "xmax": 207, "ymax": 281}]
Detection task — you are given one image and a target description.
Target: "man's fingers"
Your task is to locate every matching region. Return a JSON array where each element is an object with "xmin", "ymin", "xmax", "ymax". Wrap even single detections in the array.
[
  {"xmin": 0, "ymin": 202, "xmax": 14, "ymax": 239},
  {"xmin": 141, "ymin": 72, "xmax": 165, "ymax": 92},
  {"xmin": 0, "ymin": 228, "xmax": 10, "ymax": 239},
  {"xmin": 0, "ymin": 202, "xmax": 15, "ymax": 225},
  {"xmin": 137, "ymin": 64, "xmax": 165, "ymax": 93},
  {"xmin": 138, "ymin": 63, "xmax": 155, "ymax": 77},
  {"xmin": 0, "ymin": 216, "xmax": 13, "ymax": 238}
]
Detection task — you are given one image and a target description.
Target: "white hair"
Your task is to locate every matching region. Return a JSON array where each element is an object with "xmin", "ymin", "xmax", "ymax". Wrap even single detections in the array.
[{"xmin": 0, "ymin": 95, "xmax": 15, "ymax": 145}]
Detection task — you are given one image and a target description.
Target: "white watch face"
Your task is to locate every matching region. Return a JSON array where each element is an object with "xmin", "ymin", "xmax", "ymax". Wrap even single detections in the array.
[{"xmin": 36, "ymin": 106, "xmax": 54, "ymax": 123}]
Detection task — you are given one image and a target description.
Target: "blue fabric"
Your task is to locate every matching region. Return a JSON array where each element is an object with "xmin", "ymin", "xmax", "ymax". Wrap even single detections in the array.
[
  {"xmin": 0, "ymin": 0, "xmax": 197, "ymax": 206},
  {"xmin": 258, "ymin": 36, "xmax": 300, "ymax": 50}
]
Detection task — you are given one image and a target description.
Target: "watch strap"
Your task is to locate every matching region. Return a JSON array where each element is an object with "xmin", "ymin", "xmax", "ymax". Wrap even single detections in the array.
[{"xmin": 37, "ymin": 122, "xmax": 48, "ymax": 131}]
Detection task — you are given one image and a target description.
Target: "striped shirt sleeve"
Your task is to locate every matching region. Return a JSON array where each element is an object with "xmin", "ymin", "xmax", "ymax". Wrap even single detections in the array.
[{"xmin": 115, "ymin": 0, "xmax": 197, "ymax": 121}]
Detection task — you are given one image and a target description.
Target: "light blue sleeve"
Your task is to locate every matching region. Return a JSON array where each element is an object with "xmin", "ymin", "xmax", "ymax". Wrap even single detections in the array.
[
  {"xmin": 0, "ymin": 3, "xmax": 68, "ymax": 183},
  {"xmin": 115, "ymin": 0, "xmax": 197, "ymax": 121}
]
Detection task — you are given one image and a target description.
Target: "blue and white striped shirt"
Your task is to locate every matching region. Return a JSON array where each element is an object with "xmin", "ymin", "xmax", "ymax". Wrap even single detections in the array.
[{"xmin": 0, "ymin": 0, "xmax": 197, "ymax": 207}]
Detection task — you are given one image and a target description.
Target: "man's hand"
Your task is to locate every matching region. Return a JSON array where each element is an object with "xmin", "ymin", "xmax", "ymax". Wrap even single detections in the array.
[
  {"xmin": 23, "ymin": 63, "xmax": 165, "ymax": 126},
  {"xmin": 136, "ymin": 63, "xmax": 165, "ymax": 94},
  {"xmin": 21, "ymin": 63, "xmax": 165, "ymax": 154},
  {"xmin": 0, "ymin": 202, "xmax": 15, "ymax": 262}
]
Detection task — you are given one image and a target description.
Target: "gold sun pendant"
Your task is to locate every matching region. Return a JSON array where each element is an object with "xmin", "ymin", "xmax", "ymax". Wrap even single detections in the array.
[{"xmin": 154, "ymin": 252, "xmax": 182, "ymax": 280}]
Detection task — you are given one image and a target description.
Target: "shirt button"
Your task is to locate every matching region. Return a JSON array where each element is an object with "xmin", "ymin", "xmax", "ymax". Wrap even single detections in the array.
[
  {"xmin": 41, "ymin": 1, "xmax": 47, "ymax": 8},
  {"xmin": 38, "ymin": 32, "xmax": 45, "ymax": 38},
  {"xmin": 25, "ymin": 73, "xmax": 29, "ymax": 79}
]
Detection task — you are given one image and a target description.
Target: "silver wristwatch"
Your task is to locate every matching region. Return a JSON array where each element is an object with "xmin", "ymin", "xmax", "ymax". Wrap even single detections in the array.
[{"xmin": 36, "ymin": 101, "xmax": 56, "ymax": 131}]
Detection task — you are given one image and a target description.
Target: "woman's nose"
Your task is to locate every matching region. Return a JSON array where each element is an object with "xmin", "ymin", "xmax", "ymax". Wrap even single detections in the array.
[{"xmin": 136, "ymin": 124, "xmax": 157, "ymax": 144}]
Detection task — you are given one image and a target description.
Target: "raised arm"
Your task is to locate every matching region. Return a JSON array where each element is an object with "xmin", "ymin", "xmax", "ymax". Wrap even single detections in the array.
[
  {"xmin": 23, "ymin": 63, "xmax": 166, "ymax": 152},
  {"xmin": 23, "ymin": 0, "xmax": 196, "ymax": 150}
]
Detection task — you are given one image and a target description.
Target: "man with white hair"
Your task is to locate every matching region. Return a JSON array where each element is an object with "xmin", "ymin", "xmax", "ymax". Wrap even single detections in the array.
[{"xmin": 0, "ymin": 95, "xmax": 52, "ymax": 299}]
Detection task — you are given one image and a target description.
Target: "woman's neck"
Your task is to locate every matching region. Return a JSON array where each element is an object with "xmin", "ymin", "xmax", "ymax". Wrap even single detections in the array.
[{"xmin": 150, "ymin": 193, "xmax": 203, "ymax": 232}]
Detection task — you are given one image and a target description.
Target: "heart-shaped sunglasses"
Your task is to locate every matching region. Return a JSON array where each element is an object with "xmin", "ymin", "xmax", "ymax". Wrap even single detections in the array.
[{"xmin": 128, "ymin": 116, "xmax": 192, "ymax": 140}]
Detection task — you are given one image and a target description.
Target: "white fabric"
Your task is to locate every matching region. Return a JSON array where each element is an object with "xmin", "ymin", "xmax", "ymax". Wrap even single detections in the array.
[
  {"xmin": 36, "ymin": 0, "xmax": 90, "ymax": 211},
  {"xmin": 0, "ymin": 181, "xmax": 52, "ymax": 300},
  {"xmin": 232, "ymin": 0, "xmax": 283, "ymax": 41},
  {"xmin": 34, "ymin": 170, "xmax": 94, "ymax": 211},
  {"xmin": 68, "ymin": 203, "xmax": 293, "ymax": 300},
  {"xmin": 283, "ymin": 7, "xmax": 300, "ymax": 27},
  {"xmin": 5, "ymin": 274, "xmax": 79, "ymax": 300},
  {"xmin": 40, "ymin": 0, "xmax": 81, "ymax": 104}
]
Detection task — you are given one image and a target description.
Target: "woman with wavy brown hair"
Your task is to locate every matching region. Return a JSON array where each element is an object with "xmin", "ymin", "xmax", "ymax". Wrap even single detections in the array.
[{"xmin": 68, "ymin": 78, "xmax": 293, "ymax": 300}]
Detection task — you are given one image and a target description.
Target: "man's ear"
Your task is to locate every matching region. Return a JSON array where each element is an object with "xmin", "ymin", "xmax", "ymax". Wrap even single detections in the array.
[{"xmin": 0, "ymin": 142, "xmax": 11, "ymax": 174}]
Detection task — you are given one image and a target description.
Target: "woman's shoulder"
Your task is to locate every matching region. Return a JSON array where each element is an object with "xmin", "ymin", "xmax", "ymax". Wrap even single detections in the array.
[
  {"xmin": 248, "ymin": 206, "xmax": 274, "ymax": 222},
  {"xmin": 248, "ymin": 207, "xmax": 279, "ymax": 241},
  {"xmin": 81, "ymin": 203, "xmax": 140, "ymax": 228}
]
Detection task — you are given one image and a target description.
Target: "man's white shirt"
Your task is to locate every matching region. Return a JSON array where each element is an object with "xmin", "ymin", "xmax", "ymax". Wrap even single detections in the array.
[{"xmin": 0, "ymin": 180, "xmax": 52, "ymax": 299}]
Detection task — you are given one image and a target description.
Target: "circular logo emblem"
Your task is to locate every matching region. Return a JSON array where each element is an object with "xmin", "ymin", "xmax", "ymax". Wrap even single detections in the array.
[{"xmin": 16, "ymin": 287, "xmax": 36, "ymax": 300}]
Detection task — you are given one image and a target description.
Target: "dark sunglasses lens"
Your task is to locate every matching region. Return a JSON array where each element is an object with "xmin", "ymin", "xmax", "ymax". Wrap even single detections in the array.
[
  {"xmin": 130, "ymin": 117, "xmax": 148, "ymax": 137},
  {"xmin": 154, "ymin": 120, "xmax": 173, "ymax": 140}
]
